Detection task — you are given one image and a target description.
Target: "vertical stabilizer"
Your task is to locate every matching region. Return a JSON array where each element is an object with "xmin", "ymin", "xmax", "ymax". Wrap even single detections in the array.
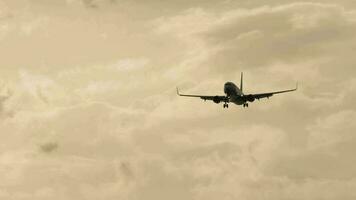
[{"xmin": 240, "ymin": 72, "xmax": 243, "ymax": 93}]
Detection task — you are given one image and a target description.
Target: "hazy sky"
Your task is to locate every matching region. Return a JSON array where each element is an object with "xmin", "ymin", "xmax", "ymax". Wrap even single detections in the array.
[{"xmin": 1, "ymin": 0, "xmax": 356, "ymax": 199}]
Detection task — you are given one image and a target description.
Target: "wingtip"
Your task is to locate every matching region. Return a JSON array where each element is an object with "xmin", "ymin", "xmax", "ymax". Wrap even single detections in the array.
[
  {"xmin": 176, "ymin": 87, "xmax": 180, "ymax": 95},
  {"xmin": 296, "ymin": 82, "xmax": 299, "ymax": 90}
]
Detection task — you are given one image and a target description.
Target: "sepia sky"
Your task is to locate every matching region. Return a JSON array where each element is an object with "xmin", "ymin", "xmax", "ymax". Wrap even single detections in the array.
[{"xmin": 1, "ymin": 0, "xmax": 356, "ymax": 199}]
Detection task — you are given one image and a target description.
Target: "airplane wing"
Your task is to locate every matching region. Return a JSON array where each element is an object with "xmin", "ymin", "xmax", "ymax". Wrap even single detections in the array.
[
  {"xmin": 244, "ymin": 83, "xmax": 298, "ymax": 101},
  {"xmin": 176, "ymin": 88, "xmax": 228, "ymax": 103}
]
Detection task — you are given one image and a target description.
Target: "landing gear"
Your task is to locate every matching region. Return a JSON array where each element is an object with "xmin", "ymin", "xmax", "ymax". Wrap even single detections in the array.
[
  {"xmin": 243, "ymin": 103, "xmax": 249, "ymax": 108},
  {"xmin": 223, "ymin": 103, "xmax": 229, "ymax": 108}
]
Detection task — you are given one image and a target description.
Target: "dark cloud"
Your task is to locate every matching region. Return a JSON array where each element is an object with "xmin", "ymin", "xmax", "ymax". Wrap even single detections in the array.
[
  {"xmin": 0, "ymin": 94, "xmax": 9, "ymax": 113},
  {"xmin": 120, "ymin": 162, "xmax": 134, "ymax": 181},
  {"xmin": 0, "ymin": 88, "xmax": 13, "ymax": 118},
  {"xmin": 82, "ymin": 0, "xmax": 98, "ymax": 8},
  {"xmin": 39, "ymin": 142, "xmax": 59, "ymax": 153},
  {"xmin": 36, "ymin": 87, "xmax": 50, "ymax": 105}
]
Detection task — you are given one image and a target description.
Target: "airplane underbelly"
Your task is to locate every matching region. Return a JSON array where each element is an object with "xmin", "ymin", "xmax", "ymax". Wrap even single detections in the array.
[{"xmin": 230, "ymin": 96, "xmax": 245, "ymax": 105}]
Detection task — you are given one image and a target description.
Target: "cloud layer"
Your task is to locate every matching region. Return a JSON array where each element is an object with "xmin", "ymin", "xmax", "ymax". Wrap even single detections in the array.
[{"xmin": 1, "ymin": 0, "xmax": 356, "ymax": 199}]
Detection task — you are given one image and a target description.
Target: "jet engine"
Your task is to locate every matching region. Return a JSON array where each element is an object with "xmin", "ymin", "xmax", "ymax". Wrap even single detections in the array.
[
  {"xmin": 245, "ymin": 95, "xmax": 255, "ymax": 102},
  {"xmin": 213, "ymin": 96, "xmax": 222, "ymax": 104}
]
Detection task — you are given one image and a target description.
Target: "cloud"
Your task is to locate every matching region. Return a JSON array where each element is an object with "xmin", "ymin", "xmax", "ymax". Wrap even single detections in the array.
[
  {"xmin": 308, "ymin": 110, "xmax": 356, "ymax": 147},
  {"xmin": 39, "ymin": 142, "xmax": 58, "ymax": 153},
  {"xmin": 0, "ymin": 93, "xmax": 10, "ymax": 113},
  {"xmin": 0, "ymin": 1, "xmax": 356, "ymax": 199},
  {"xmin": 154, "ymin": 3, "xmax": 356, "ymax": 85},
  {"xmin": 0, "ymin": 85, "xmax": 13, "ymax": 119},
  {"xmin": 65, "ymin": 0, "xmax": 116, "ymax": 8}
]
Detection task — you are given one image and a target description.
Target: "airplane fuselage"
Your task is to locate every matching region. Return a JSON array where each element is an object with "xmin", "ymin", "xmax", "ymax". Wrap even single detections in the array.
[{"xmin": 224, "ymin": 82, "xmax": 246, "ymax": 105}]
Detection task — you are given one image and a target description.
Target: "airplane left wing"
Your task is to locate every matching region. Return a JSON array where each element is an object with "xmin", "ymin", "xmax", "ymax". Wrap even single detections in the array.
[
  {"xmin": 244, "ymin": 83, "xmax": 298, "ymax": 101},
  {"xmin": 176, "ymin": 88, "xmax": 228, "ymax": 103}
]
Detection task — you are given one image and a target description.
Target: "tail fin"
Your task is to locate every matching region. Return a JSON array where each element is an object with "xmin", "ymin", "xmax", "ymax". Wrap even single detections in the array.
[{"xmin": 240, "ymin": 72, "xmax": 243, "ymax": 93}]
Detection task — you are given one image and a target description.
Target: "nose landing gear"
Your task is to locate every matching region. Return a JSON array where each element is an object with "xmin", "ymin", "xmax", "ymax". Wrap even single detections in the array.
[{"xmin": 223, "ymin": 103, "xmax": 229, "ymax": 108}]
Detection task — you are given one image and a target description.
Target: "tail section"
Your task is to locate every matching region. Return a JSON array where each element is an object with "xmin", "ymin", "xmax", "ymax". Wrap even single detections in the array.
[{"xmin": 240, "ymin": 72, "xmax": 243, "ymax": 93}]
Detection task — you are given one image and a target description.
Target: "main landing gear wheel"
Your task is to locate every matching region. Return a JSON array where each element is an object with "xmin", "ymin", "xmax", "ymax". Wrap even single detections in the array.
[
  {"xmin": 243, "ymin": 103, "xmax": 249, "ymax": 108},
  {"xmin": 223, "ymin": 103, "xmax": 229, "ymax": 108}
]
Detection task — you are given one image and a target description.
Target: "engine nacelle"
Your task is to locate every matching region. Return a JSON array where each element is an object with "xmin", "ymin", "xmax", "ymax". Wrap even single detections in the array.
[
  {"xmin": 245, "ymin": 95, "xmax": 255, "ymax": 102},
  {"xmin": 213, "ymin": 96, "xmax": 221, "ymax": 104}
]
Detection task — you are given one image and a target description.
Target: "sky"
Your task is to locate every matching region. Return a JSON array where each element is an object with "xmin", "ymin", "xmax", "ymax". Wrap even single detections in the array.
[{"xmin": 0, "ymin": 0, "xmax": 356, "ymax": 199}]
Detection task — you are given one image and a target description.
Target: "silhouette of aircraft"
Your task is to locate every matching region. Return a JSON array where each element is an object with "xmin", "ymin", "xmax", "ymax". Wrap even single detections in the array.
[{"xmin": 177, "ymin": 73, "xmax": 297, "ymax": 108}]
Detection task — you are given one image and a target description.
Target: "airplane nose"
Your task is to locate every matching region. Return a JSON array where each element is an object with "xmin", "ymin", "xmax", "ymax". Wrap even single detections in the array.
[{"xmin": 224, "ymin": 85, "xmax": 229, "ymax": 94}]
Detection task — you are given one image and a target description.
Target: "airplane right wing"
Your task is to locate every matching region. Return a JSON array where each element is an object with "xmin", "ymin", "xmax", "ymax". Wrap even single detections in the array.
[
  {"xmin": 244, "ymin": 83, "xmax": 298, "ymax": 101},
  {"xmin": 176, "ymin": 88, "xmax": 228, "ymax": 103}
]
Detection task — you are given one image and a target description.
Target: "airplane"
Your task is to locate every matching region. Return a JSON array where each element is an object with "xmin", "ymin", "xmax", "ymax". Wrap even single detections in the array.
[{"xmin": 177, "ymin": 73, "xmax": 297, "ymax": 108}]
